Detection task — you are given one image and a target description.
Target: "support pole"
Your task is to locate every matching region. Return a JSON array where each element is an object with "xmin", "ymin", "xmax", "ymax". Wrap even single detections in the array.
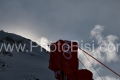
[{"xmin": 60, "ymin": 71, "xmax": 68, "ymax": 80}]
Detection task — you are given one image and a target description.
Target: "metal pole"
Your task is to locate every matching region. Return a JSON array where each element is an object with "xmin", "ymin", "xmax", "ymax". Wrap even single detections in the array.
[
  {"xmin": 60, "ymin": 71, "xmax": 64, "ymax": 80},
  {"xmin": 64, "ymin": 74, "xmax": 67, "ymax": 80},
  {"xmin": 60, "ymin": 71, "xmax": 68, "ymax": 80}
]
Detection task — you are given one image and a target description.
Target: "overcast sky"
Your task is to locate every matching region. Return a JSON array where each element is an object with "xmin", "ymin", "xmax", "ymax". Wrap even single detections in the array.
[
  {"xmin": 0, "ymin": 0, "xmax": 120, "ymax": 80},
  {"xmin": 0, "ymin": 0, "xmax": 120, "ymax": 41}
]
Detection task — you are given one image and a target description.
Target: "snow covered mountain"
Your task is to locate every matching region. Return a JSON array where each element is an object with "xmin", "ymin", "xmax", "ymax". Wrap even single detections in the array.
[{"xmin": 0, "ymin": 30, "xmax": 55, "ymax": 80}]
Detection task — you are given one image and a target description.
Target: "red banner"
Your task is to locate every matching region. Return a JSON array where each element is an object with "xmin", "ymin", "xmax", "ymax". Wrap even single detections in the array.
[{"xmin": 49, "ymin": 40, "xmax": 93, "ymax": 80}]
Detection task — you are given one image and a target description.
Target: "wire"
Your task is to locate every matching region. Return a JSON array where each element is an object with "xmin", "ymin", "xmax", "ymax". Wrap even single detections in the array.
[
  {"xmin": 79, "ymin": 47, "xmax": 120, "ymax": 78},
  {"xmin": 78, "ymin": 58, "xmax": 88, "ymax": 69},
  {"xmin": 82, "ymin": 49, "xmax": 103, "ymax": 80}
]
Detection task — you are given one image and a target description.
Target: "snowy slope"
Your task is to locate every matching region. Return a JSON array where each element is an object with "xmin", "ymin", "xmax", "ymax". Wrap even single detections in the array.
[{"xmin": 0, "ymin": 30, "xmax": 55, "ymax": 80}]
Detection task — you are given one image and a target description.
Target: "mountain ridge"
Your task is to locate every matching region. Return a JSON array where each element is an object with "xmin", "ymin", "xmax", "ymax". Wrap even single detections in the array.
[{"xmin": 0, "ymin": 30, "xmax": 55, "ymax": 80}]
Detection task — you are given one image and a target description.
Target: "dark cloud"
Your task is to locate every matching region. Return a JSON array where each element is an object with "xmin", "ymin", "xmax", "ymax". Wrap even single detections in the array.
[{"xmin": 0, "ymin": 0, "xmax": 120, "ymax": 41}]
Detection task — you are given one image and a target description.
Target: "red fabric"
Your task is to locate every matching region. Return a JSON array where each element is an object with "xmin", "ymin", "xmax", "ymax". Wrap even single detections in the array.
[
  {"xmin": 76, "ymin": 69, "xmax": 93, "ymax": 80},
  {"xmin": 49, "ymin": 40, "xmax": 78, "ymax": 69},
  {"xmin": 48, "ymin": 40, "xmax": 93, "ymax": 80}
]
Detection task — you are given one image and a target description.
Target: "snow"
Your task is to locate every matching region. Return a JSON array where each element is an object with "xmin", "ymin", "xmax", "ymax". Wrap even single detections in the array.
[{"xmin": 0, "ymin": 30, "xmax": 55, "ymax": 80}]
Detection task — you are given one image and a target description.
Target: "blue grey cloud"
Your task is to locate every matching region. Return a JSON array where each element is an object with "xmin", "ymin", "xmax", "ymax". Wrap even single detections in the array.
[{"xmin": 0, "ymin": 0, "xmax": 120, "ymax": 41}]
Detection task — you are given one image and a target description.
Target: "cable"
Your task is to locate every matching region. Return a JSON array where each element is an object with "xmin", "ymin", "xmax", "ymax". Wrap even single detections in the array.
[
  {"xmin": 82, "ymin": 49, "xmax": 103, "ymax": 80},
  {"xmin": 78, "ymin": 58, "xmax": 88, "ymax": 69},
  {"xmin": 79, "ymin": 47, "xmax": 120, "ymax": 78}
]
